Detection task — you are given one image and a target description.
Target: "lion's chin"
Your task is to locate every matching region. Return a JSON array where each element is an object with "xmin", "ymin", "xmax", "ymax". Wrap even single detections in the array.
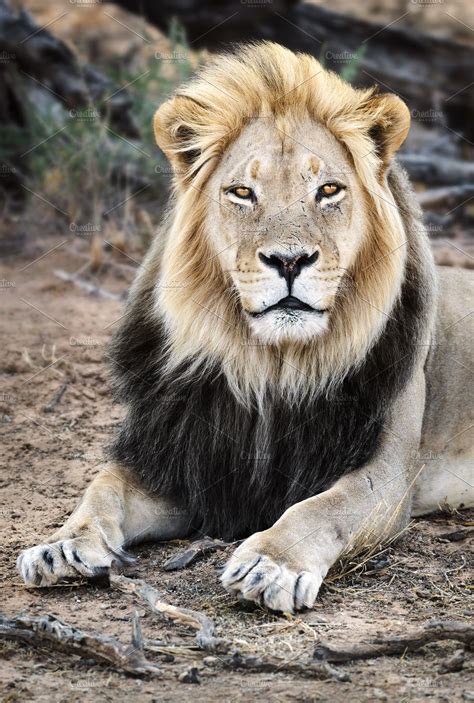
[{"xmin": 246, "ymin": 309, "xmax": 329, "ymax": 346}]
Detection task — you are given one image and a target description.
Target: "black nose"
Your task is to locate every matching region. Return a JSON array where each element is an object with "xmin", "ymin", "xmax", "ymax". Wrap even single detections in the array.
[{"xmin": 258, "ymin": 250, "xmax": 319, "ymax": 292}]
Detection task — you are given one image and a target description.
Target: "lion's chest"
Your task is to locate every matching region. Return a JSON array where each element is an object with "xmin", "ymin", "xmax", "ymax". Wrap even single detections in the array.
[{"xmin": 112, "ymin": 373, "xmax": 384, "ymax": 539}]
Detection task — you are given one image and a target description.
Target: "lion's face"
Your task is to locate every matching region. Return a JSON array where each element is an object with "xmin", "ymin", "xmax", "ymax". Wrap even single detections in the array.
[
  {"xmin": 207, "ymin": 118, "xmax": 366, "ymax": 344},
  {"xmin": 153, "ymin": 42, "xmax": 411, "ymax": 394}
]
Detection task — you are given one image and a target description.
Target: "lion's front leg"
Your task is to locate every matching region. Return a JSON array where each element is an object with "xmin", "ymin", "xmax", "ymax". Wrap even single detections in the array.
[
  {"xmin": 221, "ymin": 473, "xmax": 411, "ymax": 612},
  {"xmin": 221, "ymin": 372, "xmax": 426, "ymax": 612},
  {"xmin": 17, "ymin": 465, "xmax": 191, "ymax": 586}
]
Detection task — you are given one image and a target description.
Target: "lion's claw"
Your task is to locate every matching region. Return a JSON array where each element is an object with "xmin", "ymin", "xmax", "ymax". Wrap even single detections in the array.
[
  {"xmin": 17, "ymin": 538, "xmax": 122, "ymax": 587},
  {"xmin": 221, "ymin": 551, "xmax": 322, "ymax": 613}
]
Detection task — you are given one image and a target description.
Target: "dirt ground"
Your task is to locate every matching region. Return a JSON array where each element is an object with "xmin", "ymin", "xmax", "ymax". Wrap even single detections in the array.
[{"xmin": 0, "ymin": 229, "xmax": 472, "ymax": 702}]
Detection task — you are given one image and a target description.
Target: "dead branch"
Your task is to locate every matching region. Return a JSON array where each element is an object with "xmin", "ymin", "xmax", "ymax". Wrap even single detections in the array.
[
  {"xmin": 438, "ymin": 649, "xmax": 465, "ymax": 674},
  {"xmin": 0, "ymin": 612, "xmax": 161, "ymax": 677},
  {"xmin": 110, "ymin": 574, "xmax": 350, "ymax": 681},
  {"xmin": 437, "ymin": 527, "xmax": 474, "ymax": 542},
  {"xmin": 109, "ymin": 573, "xmax": 228, "ymax": 653},
  {"xmin": 163, "ymin": 538, "xmax": 230, "ymax": 572},
  {"xmin": 54, "ymin": 269, "xmax": 122, "ymax": 301},
  {"xmin": 218, "ymin": 651, "xmax": 350, "ymax": 682},
  {"xmin": 112, "ymin": 0, "xmax": 474, "ymax": 140},
  {"xmin": 313, "ymin": 620, "xmax": 474, "ymax": 663},
  {"xmin": 417, "ymin": 185, "xmax": 474, "ymax": 211},
  {"xmin": 399, "ymin": 155, "xmax": 474, "ymax": 187},
  {"xmin": 0, "ymin": 0, "xmax": 138, "ymax": 137}
]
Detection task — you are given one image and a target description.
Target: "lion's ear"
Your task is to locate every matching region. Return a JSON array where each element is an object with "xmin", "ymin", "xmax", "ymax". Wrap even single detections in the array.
[
  {"xmin": 154, "ymin": 96, "xmax": 203, "ymax": 183},
  {"xmin": 365, "ymin": 93, "xmax": 411, "ymax": 167}
]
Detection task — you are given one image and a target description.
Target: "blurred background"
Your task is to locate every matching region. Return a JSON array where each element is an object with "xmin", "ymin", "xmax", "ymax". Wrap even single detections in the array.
[{"xmin": 0, "ymin": 0, "xmax": 473, "ymax": 280}]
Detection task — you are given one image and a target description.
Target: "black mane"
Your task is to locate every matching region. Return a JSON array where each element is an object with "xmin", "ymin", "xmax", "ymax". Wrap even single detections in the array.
[{"xmin": 108, "ymin": 256, "xmax": 425, "ymax": 540}]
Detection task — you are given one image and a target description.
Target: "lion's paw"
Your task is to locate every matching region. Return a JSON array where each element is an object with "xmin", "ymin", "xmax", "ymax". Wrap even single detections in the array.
[
  {"xmin": 17, "ymin": 537, "xmax": 125, "ymax": 587},
  {"xmin": 220, "ymin": 549, "xmax": 322, "ymax": 613}
]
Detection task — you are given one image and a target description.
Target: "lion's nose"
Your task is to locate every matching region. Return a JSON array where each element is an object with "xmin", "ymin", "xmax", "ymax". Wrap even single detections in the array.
[{"xmin": 258, "ymin": 250, "xmax": 319, "ymax": 292}]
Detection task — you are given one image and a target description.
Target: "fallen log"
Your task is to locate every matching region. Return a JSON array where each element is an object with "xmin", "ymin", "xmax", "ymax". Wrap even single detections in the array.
[
  {"xmin": 0, "ymin": 0, "xmax": 138, "ymax": 137},
  {"xmin": 112, "ymin": 0, "xmax": 474, "ymax": 139},
  {"xmin": 417, "ymin": 185, "xmax": 474, "ymax": 211},
  {"xmin": 0, "ymin": 612, "xmax": 161, "ymax": 677},
  {"xmin": 313, "ymin": 620, "xmax": 474, "ymax": 663}
]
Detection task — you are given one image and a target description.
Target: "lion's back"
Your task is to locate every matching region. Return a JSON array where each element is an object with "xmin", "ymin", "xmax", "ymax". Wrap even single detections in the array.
[{"xmin": 421, "ymin": 265, "xmax": 473, "ymax": 465}]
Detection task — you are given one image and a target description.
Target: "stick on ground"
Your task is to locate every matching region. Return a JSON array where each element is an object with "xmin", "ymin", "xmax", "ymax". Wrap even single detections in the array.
[
  {"xmin": 54, "ymin": 269, "xmax": 122, "ymax": 301},
  {"xmin": 42, "ymin": 381, "xmax": 68, "ymax": 413},
  {"xmin": 0, "ymin": 612, "xmax": 161, "ymax": 677},
  {"xmin": 313, "ymin": 620, "xmax": 474, "ymax": 663},
  {"xmin": 110, "ymin": 573, "xmax": 228, "ymax": 652},
  {"xmin": 218, "ymin": 651, "xmax": 351, "ymax": 682},
  {"xmin": 110, "ymin": 574, "xmax": 350, "ymax": 681},
  {"xmin": 162, "ymin": 538, "xmax": 230, "ymax": 571}
]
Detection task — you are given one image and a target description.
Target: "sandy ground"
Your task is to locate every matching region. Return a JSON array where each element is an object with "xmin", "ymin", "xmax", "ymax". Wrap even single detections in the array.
[{"xmin": 0, "ymin": 231, "xmax": 473, "ymax": 702}]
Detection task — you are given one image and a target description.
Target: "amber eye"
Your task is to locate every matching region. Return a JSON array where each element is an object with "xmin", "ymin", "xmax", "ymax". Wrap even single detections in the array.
[
  {"xmin": 320, "ymin": 183, "xmax": 340, "ymax": 197},
  {"xmin": 228, "ymin": 186, "xmax": 254, "ymax": 200}
]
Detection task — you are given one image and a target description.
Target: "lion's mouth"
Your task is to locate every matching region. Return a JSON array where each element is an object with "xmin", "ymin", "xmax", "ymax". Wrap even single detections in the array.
[{"xmin": 248, "ymin": 295, "xmax": 328, "ymax": 317}]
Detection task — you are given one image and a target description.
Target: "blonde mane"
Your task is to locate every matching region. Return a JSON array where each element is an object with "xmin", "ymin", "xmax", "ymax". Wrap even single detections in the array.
[{"xmin": 150, "ymin": 42, "xmax": 412, "ymax": 406}]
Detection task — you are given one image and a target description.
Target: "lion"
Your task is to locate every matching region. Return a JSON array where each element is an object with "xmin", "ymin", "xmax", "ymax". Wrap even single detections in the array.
[{"xmin": 18, "ymin": 42, "xmax": 473, "ymax": 613}]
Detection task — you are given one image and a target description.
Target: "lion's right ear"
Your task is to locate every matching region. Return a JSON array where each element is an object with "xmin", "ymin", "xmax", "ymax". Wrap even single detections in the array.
[
  {"xmin": 364, "ymin": 93, "xmax": 411, "ymax": 167},
  {"xmin": 154, "ymin": 96, "xmax": 204, "ymax": 185}
]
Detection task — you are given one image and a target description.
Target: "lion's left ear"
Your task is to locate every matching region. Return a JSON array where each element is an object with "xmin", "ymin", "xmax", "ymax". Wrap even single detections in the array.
[
  {"xmin": 153, "ymin": 95, "xmax": 205, "ymax": 185},
  {"xmin": 365, "ymin": 93, "xmax": 411, "ymax": 166}
]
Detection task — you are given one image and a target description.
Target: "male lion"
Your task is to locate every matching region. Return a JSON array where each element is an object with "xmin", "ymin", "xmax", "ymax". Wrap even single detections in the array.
[{"xmin": 18, "ymin": 43, "xmax": 473, "ymax": 612}]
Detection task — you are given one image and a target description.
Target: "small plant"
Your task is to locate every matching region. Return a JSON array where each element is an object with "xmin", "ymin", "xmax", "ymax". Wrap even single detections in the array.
[
  {"xmin": 0, "ymin": 24, "xmax": 199, "ymax": 255},
  {"xmin": 340, "ymin": 45, "xmax": 366, "ymax": 83}
]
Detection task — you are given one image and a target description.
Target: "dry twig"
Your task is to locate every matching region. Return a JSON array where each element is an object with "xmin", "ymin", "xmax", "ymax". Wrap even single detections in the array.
[
  {"xmin": 109, "ymin": 573, "xmax": 228, "ymax": 652},
  {"xmin": 313, "ymin": 620, "xmax": 473, "ymax": 663},
  {"xmin": 110, "ymin": 574, "xmax": 350, "ymax": 681},
  {"xmin": 162, "ymin": 538, "xmax": 230, "ymax": 571},
  {"xmin": 218, "ymin": 651, "xmax": 350, "ymax": 682},
  {"xmin": 54, "ymin": 269, "xmax": 122, "ymax": 301},
  {"xmin": 437, "ymin": 527, "xmax": 474, "ymax": 542},
  {"xmin": 42, "ymin": 381, "xmax": 68, "ymax": 413},
  {"xmin": 0, "ymin": 612, "xmax": 161, "ymax": 677}
]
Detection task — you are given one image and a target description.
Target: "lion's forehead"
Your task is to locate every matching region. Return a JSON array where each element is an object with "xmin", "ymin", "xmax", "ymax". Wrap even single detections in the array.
[{"xmin": 219, "ymin": 118, "xmax": 353, "ymax": 189}]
